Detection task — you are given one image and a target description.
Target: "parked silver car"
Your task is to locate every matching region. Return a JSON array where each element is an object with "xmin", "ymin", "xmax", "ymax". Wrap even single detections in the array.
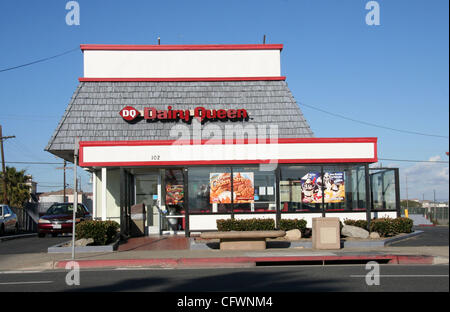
[{"xmin": 0, "ymin": 204, "xmax": 18, "ymax": 236}]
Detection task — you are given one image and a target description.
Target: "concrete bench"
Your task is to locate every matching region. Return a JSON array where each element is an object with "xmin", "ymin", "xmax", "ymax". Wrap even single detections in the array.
[{"xmin": 200, "ymin": 230, "xmax": 286, "ymax": 250}]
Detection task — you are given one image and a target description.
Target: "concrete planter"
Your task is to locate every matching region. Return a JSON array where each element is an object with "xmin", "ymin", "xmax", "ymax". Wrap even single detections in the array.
[
  {"xmin": 193, "ymin": 230, "xmax": 424, "ymax": 250},
  {"xmin": 47, "ymin": 237, "xmax": 120, "ymax": 253}
]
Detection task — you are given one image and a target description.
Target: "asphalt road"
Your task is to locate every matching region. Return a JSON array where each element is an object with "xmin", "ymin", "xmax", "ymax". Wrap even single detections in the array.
[
  {"xmin": 0, "ymin": 264, "xmax": 447, "ymax": 292},
  {"xmin": 389, "ymin": 226, "xmax": 449, "ymax": 247},
  {"xmin": 0, "ymin": 235, "xmax": 70, "ymax": 255}
]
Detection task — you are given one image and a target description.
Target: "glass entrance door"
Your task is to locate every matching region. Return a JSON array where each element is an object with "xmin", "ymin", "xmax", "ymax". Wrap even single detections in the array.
[{"xmin": 135, "ymin": 174, "xmax": 161, "ymax": 235}]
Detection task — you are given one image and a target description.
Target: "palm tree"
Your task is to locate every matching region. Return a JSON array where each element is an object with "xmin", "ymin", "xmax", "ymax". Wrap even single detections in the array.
[{"xmin": 0, "ymin": 166, "xmax": 31, "ymax": 208}]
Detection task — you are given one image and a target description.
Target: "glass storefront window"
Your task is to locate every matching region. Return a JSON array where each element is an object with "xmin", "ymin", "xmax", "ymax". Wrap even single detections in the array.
[
  {"xmin": 280, "ymin": 165, "xmax": 322, "ymax": 212},
  {"xmin": 322, "ymin": 165, "xmax": 349, "ymax": 211},
  {"xmin": 351, "ymin": 165, "xmax": 367, "ymax": 211},
  {"xmin": 188, "ymin": 167, "xmax": 232, "ymax": 213},
  {"xmin": 322, "ymin": 165, "xmax": 369, "ymax": 212},
  {"xmin": 280, "ymin": 164, "xmax": 369, "ymax": 213},
  {"xmin": 186, "ymin": 163, "xmax": 388, "ymax": 214},
  {"xmin": 232, "ymin": 166, "xmax": 276, "ymax": 213},
  {"xmin": 370, "ymin": 169, "xmax": 396, "ymax": 211},
  {"xmin": 164, "ymin": 169, "xmax": 185, "ymax": 230}
]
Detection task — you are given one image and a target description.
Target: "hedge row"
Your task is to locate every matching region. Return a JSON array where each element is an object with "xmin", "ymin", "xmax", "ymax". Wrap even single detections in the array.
[
  {"xmin": 217, "ymin": 218, "xmax": 275, "ymax": 231},
  {"xmin": 369, "ymin": 217, "xmax": 413, "ymax": 237},
  {"xmin": 75, "ymin": 220, "xmax": 120, "ymax": 245},
  {"xmin": 217, "ymin": 217, "xmax": 413, "ymax": 238},
  {"xmin": 343, "ymin": 219, "xmax": 368, "ymax": 230},
  {"xmin": 343, "ymin": 217, "xmax": 413, "ymax": 237},
  {"xmin": 279, "ymin": 219, "xmax": 307, "ymax": 235},
  {"xmin": 216, "ymin": 218, "xmax": 307, "ymax": 233}
]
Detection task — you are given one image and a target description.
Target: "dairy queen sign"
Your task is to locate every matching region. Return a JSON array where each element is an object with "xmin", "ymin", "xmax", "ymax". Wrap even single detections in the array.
[{"xmin": 119, "ymin": 106, "xmax": 249, "ymax": 123}]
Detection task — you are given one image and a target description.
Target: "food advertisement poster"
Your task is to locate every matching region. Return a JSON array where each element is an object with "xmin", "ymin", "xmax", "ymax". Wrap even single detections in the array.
[
  {"xmin": 233, "ymin": 172, "xmax": 254, "ymax": 203},
  {"xmin": 210, "ymin": 173, "xmax": 232, "ymax": 204},
  {"xmin": 300, "ymin": 172, "xmax": 322, "ymax": 204},
  {"xmin": 165, "ymin": 184, "xmax": 184, "ymax": 205},
  {"xmin": 209, "ymin": 172, "xmax": 254, "ymax": 204},
  {"xmin": 323, "ymin": 172, "xmax": 345, "ymax": 203},
  {"xmin": 300, "ymin": 172, "xmax": 345, "ymax": 204}
]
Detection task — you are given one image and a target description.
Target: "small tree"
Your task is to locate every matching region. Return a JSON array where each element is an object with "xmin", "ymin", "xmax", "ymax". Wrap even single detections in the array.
[{"xmin": 0, "ymin": 166, "xmax": 31, "ymax": 208}]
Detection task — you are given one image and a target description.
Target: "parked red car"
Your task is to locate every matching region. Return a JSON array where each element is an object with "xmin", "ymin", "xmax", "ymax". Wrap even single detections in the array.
[{"xmin": 38, "ymin": 203, "xmax": 92, "ymax": 237}]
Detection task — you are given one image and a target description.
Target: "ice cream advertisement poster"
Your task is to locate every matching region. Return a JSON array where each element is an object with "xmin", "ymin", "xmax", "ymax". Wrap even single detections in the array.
[
  {"xmin": 209, "ymin": 172, "xmax": 254, "ymax": 204},
  {"xmin": 300, "ymin": 172, "xmax": 322, "ymax": 204},
  {"xmin": 323, "ymin": 172, "xmax": 345, "ymax": 203},
  {"xmin": 300, "ymin": 172, "xmax": 345, "ymax": 204}
]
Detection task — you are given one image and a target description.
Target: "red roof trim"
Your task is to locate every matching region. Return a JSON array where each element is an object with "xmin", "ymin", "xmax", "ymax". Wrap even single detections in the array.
[
  {"xmin": 80, "ymin": 44, "xmax": 283, "ymax": 51},
  {"xmin": 79, "ymin": 77, "xmax": 286, "ymax": 82}
]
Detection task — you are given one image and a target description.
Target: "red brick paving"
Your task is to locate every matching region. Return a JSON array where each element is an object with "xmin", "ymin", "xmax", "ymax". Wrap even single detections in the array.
[{"xmin": 118, "ymin": 236, "xmax": 190, "ymax": 251}]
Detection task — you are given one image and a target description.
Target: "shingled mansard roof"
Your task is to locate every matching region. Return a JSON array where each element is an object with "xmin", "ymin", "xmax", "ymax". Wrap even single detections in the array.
[{"xmin": 46, "ymin": 80, "xmax": 314, "ymax": 162}]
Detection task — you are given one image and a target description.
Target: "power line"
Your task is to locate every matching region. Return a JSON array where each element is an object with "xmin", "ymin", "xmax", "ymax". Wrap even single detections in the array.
[
  {"xmin": 0, "ymin": 47, "xmax": 79, "ymax": 73},
  {"xmin": 5, "ymin": 161, "xmax": 62, "ymax": 165},
  {"xmin": 378, "ymin": 158, "xmax": 449, "ymax": 164},
  {"xmin": 298, "ymin": 101, "xmax": 449, "ymax": 139}
]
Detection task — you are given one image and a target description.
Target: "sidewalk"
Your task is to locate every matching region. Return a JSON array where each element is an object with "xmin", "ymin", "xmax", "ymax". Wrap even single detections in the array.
[{"xmin": 1, "ymin": 245, "xmax": 448, "ymax": 272}]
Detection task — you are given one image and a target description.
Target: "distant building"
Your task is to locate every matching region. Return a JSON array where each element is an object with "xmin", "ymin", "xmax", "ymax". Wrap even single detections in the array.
[{"xmin": 38, "ymin": 188, "xmax": 93, "ymax": 213}]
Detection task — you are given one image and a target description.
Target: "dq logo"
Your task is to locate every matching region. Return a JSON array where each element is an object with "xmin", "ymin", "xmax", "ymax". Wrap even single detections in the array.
[{"xmin": 119, "ymin": 106, "xmax": 141, "ymax": 121}]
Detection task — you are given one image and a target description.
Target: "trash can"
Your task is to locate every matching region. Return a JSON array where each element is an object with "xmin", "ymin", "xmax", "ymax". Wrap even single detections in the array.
[
  {"xmin": 130, "ymin": 203, "xmax": 146, "ymax": 237},
  {"xmin": 312, "ymin": 217, "xmax": 341, "ymax": 250}
]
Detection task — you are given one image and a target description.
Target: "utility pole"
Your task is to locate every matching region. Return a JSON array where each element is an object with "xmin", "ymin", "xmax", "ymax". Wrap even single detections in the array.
[
  {"xmin": 56, "ymin": 161, "xmax": 73, "ymax": 203},
  {"xmin": 432, "ymin": 189, "xmax": 436, "ymax": 221},
  {"xmin": 0, "ymin": 125, "xmax": 15, "ymax": 205},
  {"xmin": 406, "ymin": 176, "xmax": 409, "ymax": 211}
]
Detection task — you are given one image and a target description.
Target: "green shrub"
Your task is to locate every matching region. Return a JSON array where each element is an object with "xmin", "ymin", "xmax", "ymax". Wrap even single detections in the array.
[
  {"xmin": 344, "ymin": 219, "xmax": 369, "ymax": 230},
  {"xmin": 75, "ymin": 220, "xmax": 120, "ymax": 245},
  {"xmin": 392, "ymin": 217, "xmax": 413, "ymax": 234},
  {"xmin": 369, "ymin": 217, "xmax": 413, "ymax": 237},
  {"xmin": 216, "ymin": 218, "xmax": 275, "ymax": 231},
  {"xmin": 279, "ymin": 219, "xmax": 307, "ymax": 235}
]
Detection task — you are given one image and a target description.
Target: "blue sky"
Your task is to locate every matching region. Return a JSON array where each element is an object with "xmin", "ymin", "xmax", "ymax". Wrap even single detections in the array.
[{"xmin": 0, "ymin": 0, "xmax": 448, "ymax": 200}]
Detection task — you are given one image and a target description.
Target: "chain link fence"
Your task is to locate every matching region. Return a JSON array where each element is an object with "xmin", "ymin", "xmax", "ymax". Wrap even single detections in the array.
[{"xmin": 401, "ymin": 205, "xmax": 449, "ymax": 225}]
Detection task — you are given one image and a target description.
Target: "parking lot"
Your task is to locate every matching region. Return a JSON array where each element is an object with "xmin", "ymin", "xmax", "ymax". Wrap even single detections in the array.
[
  {"xmin": 0, "ymin": 235, "xmax": 70, "ymax": 255},
  {"xmin": 389, "ymin": 226, "xmax": 449, "ymax": 247}
]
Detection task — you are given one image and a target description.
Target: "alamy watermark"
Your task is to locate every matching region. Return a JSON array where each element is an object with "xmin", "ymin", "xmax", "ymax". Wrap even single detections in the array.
[
  {"xmin": 365, "ymin": 1, "xmax": 380, "ymax": 26},
  {"xmin": 66, "ymin": 1, "xmax": 80, "ymax": 26},
  {"xmin": 65, "ymin": 261, "xmax": 80, "ymax": 286},
  {"xmin": 168, "ymin": 119, "xmax": 280, "ymax": 172},
  {"xmin": 365, "ymin": 261, "xmax": 380, "ymax": 286}
]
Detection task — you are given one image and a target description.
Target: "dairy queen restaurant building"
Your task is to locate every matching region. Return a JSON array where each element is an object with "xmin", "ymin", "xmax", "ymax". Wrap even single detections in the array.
[{"xmin": 45, "ymin": 43, "xmax": 401, "ymax": 238}]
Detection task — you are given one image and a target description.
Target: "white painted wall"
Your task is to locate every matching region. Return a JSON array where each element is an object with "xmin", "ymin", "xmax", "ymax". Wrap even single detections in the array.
[
  {"xmin": 83, "ymin": 49, "xmax": 281, "ymax": 78},
  {"xmin": 189, "ymin": 214, "xmax": 232, "ymax": 231},
  {"xmin": 189, "ymin": 211, "xmax": 398, "ymax": 231},
  {"xmin": 81, "ymin": 142, "xmax": 376, "ymax": 166},
  {"xmin": 281, "ymin": 213, "xmax": 323, "ymax": 228},
  {"xmin": 106, "ymin": 169, "xmax": 121, "ymax": 223}
]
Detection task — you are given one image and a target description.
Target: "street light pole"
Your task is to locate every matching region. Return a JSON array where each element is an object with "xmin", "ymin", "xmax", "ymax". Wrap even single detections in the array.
[{"xmin": 72, "ymin": 138, "xmax": 79, "ymax": 260}]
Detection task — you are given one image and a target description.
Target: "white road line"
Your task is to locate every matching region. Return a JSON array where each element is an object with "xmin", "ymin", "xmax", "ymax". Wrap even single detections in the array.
[
  {"xmin": 0, "ymin": 271, "xmax": 44, "ymax": 274},
  {"xmin": 0, "ymin": 281, "xmax": 53, "ymax": 285},
  {"xmin": 350, "ymin": 275, "xmax": 449, "ymax": 278}
]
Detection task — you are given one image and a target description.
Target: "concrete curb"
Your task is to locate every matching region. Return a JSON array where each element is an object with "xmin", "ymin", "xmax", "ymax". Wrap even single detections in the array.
[
  {"xmin": 191, "ymin": 231, "xmax": 425, "ymax": 249},
  {"xmin": 55, "ymin": 254, "xmax": 439, "ymax": 269},
  {"xmin": 0, "ymin": 233, "xmax": 37, "ymax": 242},
  {"xmin": 383, "ymin": 231, "xmax": 424, "ymax": 246},
  {"xmin": 47, "ymin": 238, "xmax": 120, "ymax": 253}
]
